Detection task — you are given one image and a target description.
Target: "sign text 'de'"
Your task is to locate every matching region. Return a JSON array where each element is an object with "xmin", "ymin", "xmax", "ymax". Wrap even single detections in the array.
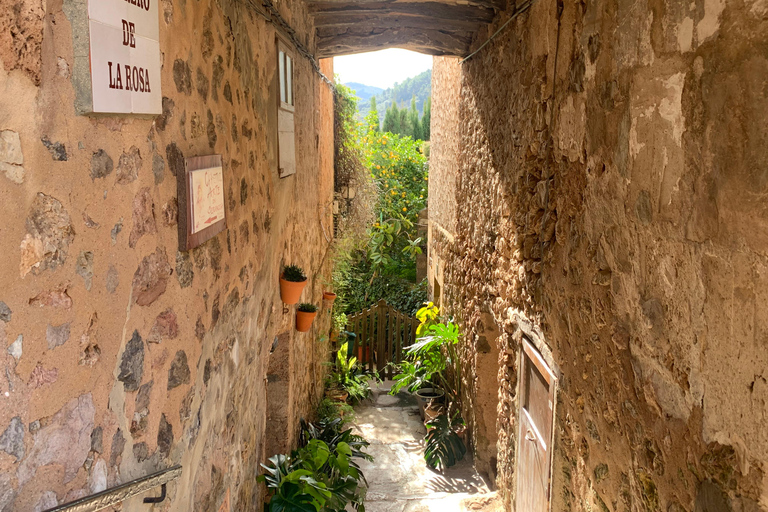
[{"xmin": 87, "ymin": 0, "xmax": 161, "ymax": 114}]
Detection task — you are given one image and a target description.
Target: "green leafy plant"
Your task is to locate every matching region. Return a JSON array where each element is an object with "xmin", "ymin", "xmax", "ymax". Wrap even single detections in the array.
[
  {"xmin": 390, "ymin": 303, "xmax": 461, "ymax": 401},
  {"xmin": 298, "ymin": 303, "xmax": 318, "ymax": 313},
  {"xmin": 300, "ymin": 418, "xmax": 373, "ymax": 466},
  {"xmin": 283, "ymin": 265, "xmax": 308, "ymax": 282},
  {"xmin": 424, "ymin": 413, "xmax": 467, "ymax": 472},
  {"xmin": 389, "ymin": 303, "xmax": 467, "ymax": 471},
  {"xmin": 258, "ymin": 449, "xmax": 330, "ymax": 512},
  {"xmin": 326, "ymin": 344, "xmax": 373, "ymax": 404},
  {"xmin": 317, "ymin": 398, "xmax": 355, "ymax": 426},
  {"xmin": 332, "ymin": 313, "xmax": 348, "ymax": 334},
  {"xmin": 260, "ymin": 419, "xmax": 372, "ymax": 512}
]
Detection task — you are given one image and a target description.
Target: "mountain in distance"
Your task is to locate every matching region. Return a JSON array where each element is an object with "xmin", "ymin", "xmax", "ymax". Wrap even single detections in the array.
[
  {"xmin": 344, "ymin": 82, "xmax": 384, "ymax": 103},
  {"xmin": 345, "ymin": 68, "xmax": 432, "ymax": 122}
]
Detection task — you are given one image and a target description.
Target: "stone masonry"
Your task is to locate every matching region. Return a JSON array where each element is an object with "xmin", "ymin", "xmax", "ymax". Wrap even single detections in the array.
[
  {"xmin": 0, "ymin": 0, "xmax": 334, "ymax": 509},
  {"xmin": 429, "ymin": 0, "xmax": 768, "ymax": 511}
]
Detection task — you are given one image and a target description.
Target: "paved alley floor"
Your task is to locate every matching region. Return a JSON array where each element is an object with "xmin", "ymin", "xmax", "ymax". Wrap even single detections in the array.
[{"xmin": 351, "ymin": 382, "xmax": 502, "ymax": 512}]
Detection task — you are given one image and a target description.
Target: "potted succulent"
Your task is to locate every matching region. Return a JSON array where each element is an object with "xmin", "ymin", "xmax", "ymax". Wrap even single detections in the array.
[
  {"xmin": 296, "ymin": 303, "xmax": 318, "ymax": 332},
  {"xmin": 280, "ymin": 265, "xmax": 307, "ymax": 305}
]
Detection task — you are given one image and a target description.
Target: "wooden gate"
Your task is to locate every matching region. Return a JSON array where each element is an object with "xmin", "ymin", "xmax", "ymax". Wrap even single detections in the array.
[{"xmin": 346, "ymin": 300, "xmax": 419, "ymax": 379}]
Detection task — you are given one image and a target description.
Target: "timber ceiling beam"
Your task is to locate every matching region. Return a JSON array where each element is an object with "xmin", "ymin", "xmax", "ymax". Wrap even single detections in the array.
[
  {"xmin": 310, "ymin": 0, "xmax": 505, "ymax": 57},
  {"xmin": 315, "ymin": 27, "xmax": 473, "ymax": 57}
]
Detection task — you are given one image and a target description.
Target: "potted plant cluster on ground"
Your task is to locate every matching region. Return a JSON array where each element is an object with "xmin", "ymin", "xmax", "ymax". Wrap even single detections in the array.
[
  {"xmin": 389, "ymin": 302, "xmax": 467, "ymax": 472},
  {"xmin": 281, "ymin": 265, "xmax": 308, "ymax": 305},
  {"xmin": 296, "ymin": 303, "xmax": 319, "ymax": 332},
  {"xmin": 259, "ymin": 400, "xmax": 373, "ymax": 512},
  {"xmin": 325, "ymin": 344, "xmax": 373, "ymax": 404}
]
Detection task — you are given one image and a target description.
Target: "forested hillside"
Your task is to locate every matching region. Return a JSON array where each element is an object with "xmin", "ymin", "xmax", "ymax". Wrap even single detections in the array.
[
  {"xmin": 344, "ymin": 82, "xmax": 384, "ymax": 103},
  {"xmin": 349, "ymin": 69, "xmax": 432, "ymax": 121}
]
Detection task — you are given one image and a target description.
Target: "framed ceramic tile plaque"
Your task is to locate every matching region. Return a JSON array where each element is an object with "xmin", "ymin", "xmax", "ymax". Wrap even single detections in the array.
[{"xmin": 180, "ymin": 155, "xmax": 226, "ymax": 250}]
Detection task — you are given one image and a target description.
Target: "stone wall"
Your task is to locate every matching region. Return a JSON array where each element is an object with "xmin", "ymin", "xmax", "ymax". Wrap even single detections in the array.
[
  {"xmin": 0, "ymin": 0, "xmax": 335, "ymax": 509},
  {"xmin": 429, "ymin": 0, "xmax": 768, "ymax": 510}
]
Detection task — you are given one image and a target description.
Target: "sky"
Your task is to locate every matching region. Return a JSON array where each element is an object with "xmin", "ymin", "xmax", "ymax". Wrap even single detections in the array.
[{"xmin": 333, "ymin": 49, "xmax": 433, "ymax": 90}]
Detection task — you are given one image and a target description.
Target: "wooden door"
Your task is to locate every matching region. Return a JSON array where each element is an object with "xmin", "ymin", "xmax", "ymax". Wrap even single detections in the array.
[{"xmin": 516, "ymin": 337, "xmax": 556, "ymax": 512}]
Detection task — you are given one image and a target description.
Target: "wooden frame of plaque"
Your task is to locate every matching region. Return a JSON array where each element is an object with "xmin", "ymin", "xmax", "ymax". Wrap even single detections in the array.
[{"xmin": 178, "ymin": 154, "xmax": 227, "ymax": 251}]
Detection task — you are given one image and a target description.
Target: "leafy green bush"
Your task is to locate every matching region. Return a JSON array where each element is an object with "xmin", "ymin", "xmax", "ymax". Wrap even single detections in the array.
[
  {"xmin": 330, "ymin": 85, "xmax": 428, "ymax": 319},
  {"xmin": 259, "ymin": 438, "xmax": 367, "ymax": 512},
  {"xmin": 390, "ymin": 303, "xmax": 468, "ymax": 472},
  {"xmin": 390, "ymin": 303, "xmax": 461, "ymax": 401},
  {"xmin": 327, "ymin": 344, "xmax": 372, "ymax": 404},
  {"xmin": 298, "ymin": 303, "xmax": 318, "ymax": 313},
  {"xmin": 317, "ymin": 398, "xmax": 355, "ymax": 426},
  {"xmin": 259, "ymin": 417, "xmax": 373, "ymax": 512},
  {"xmin": 283, "ymin": 265, "xmax": 307, "ymax": 282}
]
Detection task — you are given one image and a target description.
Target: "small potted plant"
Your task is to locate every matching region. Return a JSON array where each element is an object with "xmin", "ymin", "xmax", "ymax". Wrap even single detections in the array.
[
  {"xmin": 296, "ymin": 303, "xmax": 318, "ymax": 332},
  {"xmin": 280, "ymin": 265, "xmax": 307, "ymax": 305},
  {"xmin": 323, "ymin": 291, "xmax": 337, "ymax": 304}
]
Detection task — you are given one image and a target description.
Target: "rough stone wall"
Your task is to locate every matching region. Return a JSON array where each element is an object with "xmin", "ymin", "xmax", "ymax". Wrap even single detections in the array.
[
  {"xmin": 430, "ymin": 0, "xmax": 768, "ymax": 510},
  {"xmin": 0, "ymin": 0, "xmax": 335, "ymax": 509},
  {"xmin": 427, "ymin": 56, "xmax": 460, "ymax": 236}
]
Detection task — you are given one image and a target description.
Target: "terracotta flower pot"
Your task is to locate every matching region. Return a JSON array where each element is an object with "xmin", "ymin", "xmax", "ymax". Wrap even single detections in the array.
[
  {"xmin": 323, "ymin": 291, "xmax": 337, "ymax": 303},
  {"xmin": 356, "ymin": 345, "xmax": 370, "ymax": 362},
  {"xmin": 280, "ymin": 276, "xmax": 307, "ymax": 304},
  {"xmin": 296, "ymin": 310, "xmax": 317, "ymax": 332}
]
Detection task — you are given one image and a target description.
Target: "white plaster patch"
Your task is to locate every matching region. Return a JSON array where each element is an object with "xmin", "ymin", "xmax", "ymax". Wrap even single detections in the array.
[
  {"xmin": 0, "ymin": 162, "xmax": 25, "ymax": 184},
  {"xmin": 678, "ymin": 17, "xmax": 694, "ymax": 52},
  {"xmin": 89, "ymin": 458, "xmax": 107, "ymax": 493},
  {"xmin": 0, "ymin": 131, "xmax": 23, "ymax": 165},
  {"xmin": 697, "ymin": 0, "xmax": 725, "ymax": 42},
  {"xmin": 0, "ymin": 130, "xmax": 24, "ymax": 184},
  {"xmin": 8, "ymin": 335, "xmax": 22, "ymax": 361},
  {"xmin": 658, "ymin": 72, "xmax": 686, "ymax": 146}
]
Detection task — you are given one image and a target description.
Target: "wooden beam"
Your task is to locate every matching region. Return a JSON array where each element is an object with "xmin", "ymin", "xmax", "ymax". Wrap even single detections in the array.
[
  {"xmin": 309, "ymin": 0, "xmax": 496, "ymax": 21},
  {"xmin": 308, "ymin": 0, "xmax": 506, "ymax": 10},
  {"xmin": 316, "ymin": 27, "xmax": 472, "ymax": 57},
  {"xmin": 316, "ymin": 17, "xmax": 482, "ymax": 34}
]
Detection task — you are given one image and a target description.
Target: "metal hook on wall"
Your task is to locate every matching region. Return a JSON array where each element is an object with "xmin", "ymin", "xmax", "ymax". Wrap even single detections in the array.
[{"xmin": 143, "ymin": 483, "xmax": 167, "ymax": 504}]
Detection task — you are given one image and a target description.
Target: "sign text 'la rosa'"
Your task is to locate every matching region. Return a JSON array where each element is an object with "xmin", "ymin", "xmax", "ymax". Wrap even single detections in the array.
[{"xmin": 87, "ymin": 0, "xmax": 162, "ymax": 114}]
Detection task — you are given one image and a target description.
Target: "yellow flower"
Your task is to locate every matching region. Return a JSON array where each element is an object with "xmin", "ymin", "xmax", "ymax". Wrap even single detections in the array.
[
  {"xmin": 402, "ymin": 207, "xmax": 407, "ymax": 212},
  {"xmin": 401, "ymin": 193, "xmax": 406, "ymax": 198}
]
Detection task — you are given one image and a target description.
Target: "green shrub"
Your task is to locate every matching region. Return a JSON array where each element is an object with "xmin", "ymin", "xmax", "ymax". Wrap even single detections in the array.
[
  {"xmin": 282, "ymin": 265, "xmax": 307, "ymax": 282},
  {"xmin": 327, "ymin": 344, "xmax": 372, "ymax": 404},
  {"xmin": 318, "ymin": 398, "xmax": 355, "ymax": 425},
  {"xmin": 258, "ymin": 418, "xmax": 373, "ymax": 512},
  {"xmin": 298, "ymin": 303, "xmax": 318, "ymax": 313}
]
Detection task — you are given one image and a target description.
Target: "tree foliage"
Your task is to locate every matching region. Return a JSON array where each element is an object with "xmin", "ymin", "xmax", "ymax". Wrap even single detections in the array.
[{"xmin": 332, "ymin": 84, "xmax": 429, "ymax": 317}]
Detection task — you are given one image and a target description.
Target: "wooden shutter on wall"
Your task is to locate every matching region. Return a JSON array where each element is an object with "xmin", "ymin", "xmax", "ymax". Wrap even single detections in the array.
[{"xmin": 277, "ymin": 39, "xmax": 296, "ymax": 178}]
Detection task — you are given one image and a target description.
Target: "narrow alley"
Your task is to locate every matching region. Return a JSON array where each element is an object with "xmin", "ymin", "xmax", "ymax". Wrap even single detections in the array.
[{"xmin": 352, "ymin": 383, "xmax": 501, "ymax": 512}]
